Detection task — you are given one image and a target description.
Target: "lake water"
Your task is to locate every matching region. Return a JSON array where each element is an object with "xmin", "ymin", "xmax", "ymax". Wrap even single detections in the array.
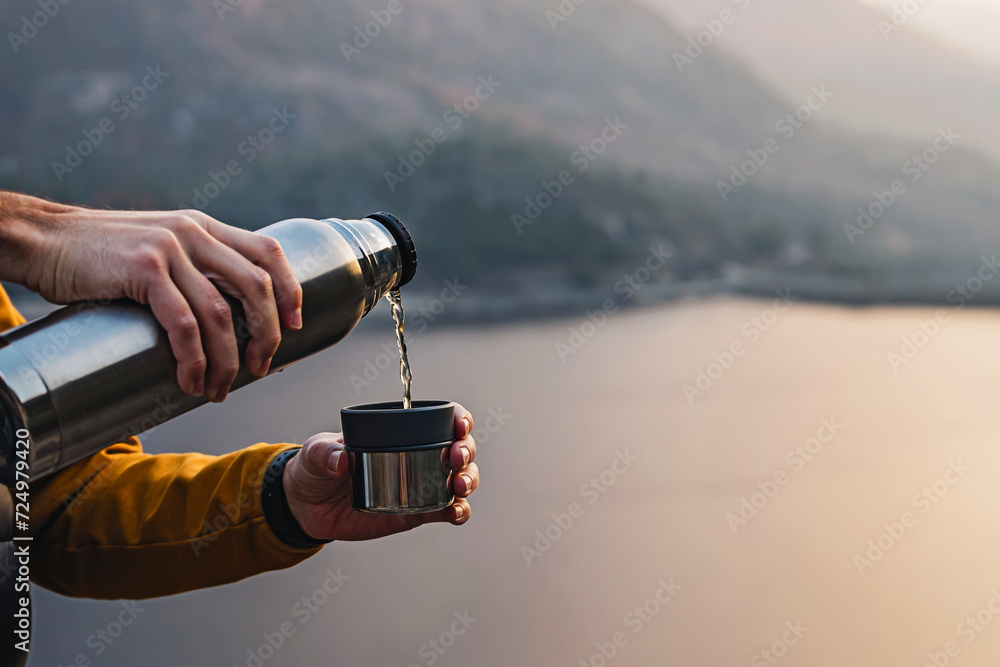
[{"xmin": 30, "ymin": 297, "xmax": 1000, "ymax": 666}]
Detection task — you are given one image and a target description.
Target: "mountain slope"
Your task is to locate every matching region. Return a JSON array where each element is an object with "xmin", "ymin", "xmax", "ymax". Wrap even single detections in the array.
[
  {"xmin": 635, "ymin": 0, "xmax": 1000, "ymax": 161},
  {"xmin": 1, "ymin": 0, "xmax": 999, "ymax": 294}
]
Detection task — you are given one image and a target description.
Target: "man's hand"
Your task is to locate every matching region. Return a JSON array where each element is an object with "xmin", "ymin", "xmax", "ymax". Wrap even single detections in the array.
[
  {"xmin": 0, "ymin": 193, "xmax": 302, "ymax": 402},
  {"xmin": 282, "ymin": 404, "xmax": 479, "ymax": 540}
]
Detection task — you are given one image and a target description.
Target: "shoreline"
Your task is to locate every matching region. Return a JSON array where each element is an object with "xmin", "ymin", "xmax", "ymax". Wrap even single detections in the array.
[{"xmin": 5, "ymin": 269, "xmax": 999, "ymax": 331}]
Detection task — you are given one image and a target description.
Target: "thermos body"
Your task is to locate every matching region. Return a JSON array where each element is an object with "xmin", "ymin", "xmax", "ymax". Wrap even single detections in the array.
[{"xmin": 0, "ymin": 214, "xmax": 416, "ymax": 481}]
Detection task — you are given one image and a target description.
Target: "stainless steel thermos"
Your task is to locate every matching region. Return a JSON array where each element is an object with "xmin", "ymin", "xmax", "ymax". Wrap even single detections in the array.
[{"xmin": 0, "ymin": 213, "xmax": 417, "ymax": 482}]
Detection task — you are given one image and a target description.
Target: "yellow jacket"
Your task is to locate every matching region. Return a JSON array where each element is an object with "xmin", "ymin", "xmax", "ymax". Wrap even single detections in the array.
[{"xmin": 1, "ymin": 287, "xmax": 323, "ymax": 600}]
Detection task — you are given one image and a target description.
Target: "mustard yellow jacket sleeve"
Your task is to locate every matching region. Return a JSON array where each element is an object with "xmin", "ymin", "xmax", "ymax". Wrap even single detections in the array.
[{"xmin": 0, "ymin": 286, "xmax": 322, "ymax": 599}]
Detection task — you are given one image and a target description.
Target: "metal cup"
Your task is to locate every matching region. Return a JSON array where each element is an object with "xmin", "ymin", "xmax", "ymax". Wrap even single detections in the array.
[{"xmin": 341, "ymin": 401, "xmax": 456, "ymax": 514}]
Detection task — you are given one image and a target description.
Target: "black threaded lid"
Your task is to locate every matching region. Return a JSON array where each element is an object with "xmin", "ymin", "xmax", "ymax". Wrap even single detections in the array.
[
  {"xmin": 367, "ymin": 212, "xmax": 417, "ymax": 287},
  {"xmin": 341, "ymin": 400, "xmax": 454, "ymax": 450}
]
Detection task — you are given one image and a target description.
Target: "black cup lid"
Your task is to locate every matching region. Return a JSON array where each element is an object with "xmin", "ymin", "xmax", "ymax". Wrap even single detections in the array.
[{"xmin": 341, "ymin": 400, "xmax": 454, "ymax": 450}]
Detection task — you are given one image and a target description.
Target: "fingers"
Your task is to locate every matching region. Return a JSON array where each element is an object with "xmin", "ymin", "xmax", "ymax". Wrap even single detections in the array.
[
  {"xmin": 453, "ymin": 462, "xmax": 479, "ymax": 497},
  {"xmin": 450, "ymin": 434, "xmax": 477, "ymax": 470},
  {"xmin": 189, "ymin": 236, "xmax": 282, "ymax": 378},
  {"xmin": 423, "ymin": 498, "xmax": 471, "ymax": 526},
  {"xmin": 201, "ymin": 218, "xmax": 303, "ymax": 331},
  {"xmin": 453, "ymin": 402, "xmax": 474, "ymax": 439},
  {"xmin": 299, "ymin": 433, "xmax": 348, "ymax": 479},
  {"xmin": 145, "ymin": 275, "xmax": 206, "ymax": 397},
  {"xmin": 167, "ymin": 252, "xmax": 240, "ymax": 402}
]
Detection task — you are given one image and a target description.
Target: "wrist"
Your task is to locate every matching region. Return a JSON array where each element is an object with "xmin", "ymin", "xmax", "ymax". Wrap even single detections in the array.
[
  {"xmin": 0, "ymin": 192, "xmax": 72, "ymax": 289},
  {"xmin": 260, "ymin": 449, "xmax": 331, "ymax": 549}
]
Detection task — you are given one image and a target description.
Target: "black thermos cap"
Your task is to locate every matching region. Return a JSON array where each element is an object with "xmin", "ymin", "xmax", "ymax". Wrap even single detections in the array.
[{"xmin": 367, "ymin": 212, "xmax": 418, "ymax": 288}]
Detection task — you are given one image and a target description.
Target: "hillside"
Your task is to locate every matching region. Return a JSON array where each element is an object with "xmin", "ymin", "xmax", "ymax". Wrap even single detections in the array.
[
  {"xmin": 1, "ymin": 0, "xmax": 999, "ymax": 300},
  {"xmin": 636, "ymin": 0, "xmax": 1000, "ymax": 162}
]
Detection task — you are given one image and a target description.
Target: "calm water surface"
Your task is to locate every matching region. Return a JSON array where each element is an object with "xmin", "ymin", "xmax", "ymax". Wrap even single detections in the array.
[{"xmin": 31, "ymin": 298, "xmax": 1000, "ymax": 666}]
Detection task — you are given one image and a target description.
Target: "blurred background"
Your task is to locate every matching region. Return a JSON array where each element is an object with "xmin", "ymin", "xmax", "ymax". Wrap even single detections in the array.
[{"xmin": 4, "ymin": 0, "xmax": 1000, "ymax": 664}]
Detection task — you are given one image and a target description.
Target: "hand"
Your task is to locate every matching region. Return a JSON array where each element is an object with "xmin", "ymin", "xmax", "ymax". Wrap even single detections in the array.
[
  {"xmin": 282, "ymin": 404, "xmax": 479, "ymax": 541},
  {"xmin": 4, "ymin": 194, "xmax": 302, "ymax": 402}
]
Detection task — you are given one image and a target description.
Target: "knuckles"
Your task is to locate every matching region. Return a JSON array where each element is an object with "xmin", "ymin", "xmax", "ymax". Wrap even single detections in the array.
[
  {"xmin": 217, "ymin": 361, "xmax": 240, "ymax": 379},
  {"xmin": 186, "ymin": 354, "xmax": 208, "ymax": 375},
  {"xmin": 208, "ymin": 298, "xmax": 233, "ymax": 324},
  {"xmin": 248, "ymin": 266, "xmax": 274, "ymax": 298},
  {"xmin": 170, "ymin": 214, "xmax": 204, "ymax": 236},
  {"xmin": 256, "ymin": 235, "xmax": 284, "ymax": 260},
  {"xmin": 133, "ymin": 246, "xmax": 169, "ymax": 274},
  {"xmin": 173, "ymin": 313, "xmax": 200, "ymax": 339}
]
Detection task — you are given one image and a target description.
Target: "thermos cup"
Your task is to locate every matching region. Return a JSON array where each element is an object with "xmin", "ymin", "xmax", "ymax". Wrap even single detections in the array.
[
  {"xmin": 341, "ymin": 400, "xmax": 456, "ymax": 514},
  {"xmin": 0, "ymin": 213, "xmax": 417, "ymax": 482}
]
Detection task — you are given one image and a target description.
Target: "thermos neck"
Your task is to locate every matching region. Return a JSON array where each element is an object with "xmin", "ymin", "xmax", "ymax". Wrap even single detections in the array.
[
  {"xmin": 366, "ymin": 212, "xmax": 417, "ymax": 288},
  {"xmin": 322, "ymin": 214, "xmax": 417, "ymax": 315}
]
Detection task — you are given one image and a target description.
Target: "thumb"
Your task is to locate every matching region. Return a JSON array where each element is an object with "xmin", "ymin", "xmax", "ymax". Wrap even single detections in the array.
[{"xmin": 297, "ymin": 432, "xmax": 349, "ymax": 480}]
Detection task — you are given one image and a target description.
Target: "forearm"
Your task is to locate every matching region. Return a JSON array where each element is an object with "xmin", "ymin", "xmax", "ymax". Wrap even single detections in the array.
[
  {"xmin": 0, "ymin": 191, "xmax": 69, "ymax": 289},
  {"xmin": 28, "ymin": 439, "xmax": 322, "ymax": 600}
]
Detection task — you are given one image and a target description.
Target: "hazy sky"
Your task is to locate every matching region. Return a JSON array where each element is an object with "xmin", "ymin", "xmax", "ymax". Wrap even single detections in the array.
[{"xmin": 859, "ymin": 0, "xmax": 1000, "ymax": 66}]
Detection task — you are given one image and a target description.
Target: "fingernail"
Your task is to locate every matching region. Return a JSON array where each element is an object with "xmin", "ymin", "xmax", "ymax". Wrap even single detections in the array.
[
  {"xmin": 327, "ymin": 450, "xmax": 341, "ymax": 474},
  {"xmin": 460, "ymin": 473, "xmax": 473, "ymax": 492},
  {"xmin": 460, "ymin": 446, "xmax": 471, "ymax": 466},
  {"xmin": 215, "ymin": 387, "xmax": 228, "ymax": 403},
  {"xmin": 258, "ymin": 357, "xmax": 271, "ymax": 377},
  {"xmin": 453, "ymin": 504, "xmax": 465, "ymax": 521},
  {"xmin": 193, "ymin": 379, "xmax": 205, "ymax": 397},
  {"xmin": 291, "ymin": 308, "xmax": 303, "ymax": 330},
  {"xmin": 462, "ymin": 416, "xmax": 472, "ymax": 436}
]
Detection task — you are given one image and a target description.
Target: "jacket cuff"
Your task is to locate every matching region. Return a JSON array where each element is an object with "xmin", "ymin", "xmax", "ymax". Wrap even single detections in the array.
[{"xmin": 261, "ymin": 449, "xmax": 333, "ymax": 549}]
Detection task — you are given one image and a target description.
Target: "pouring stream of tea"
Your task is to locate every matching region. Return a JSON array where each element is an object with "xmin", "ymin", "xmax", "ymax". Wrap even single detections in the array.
[{"xmin": 386, "ymin": 289, "xmax": 412, "ymax": 409}]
